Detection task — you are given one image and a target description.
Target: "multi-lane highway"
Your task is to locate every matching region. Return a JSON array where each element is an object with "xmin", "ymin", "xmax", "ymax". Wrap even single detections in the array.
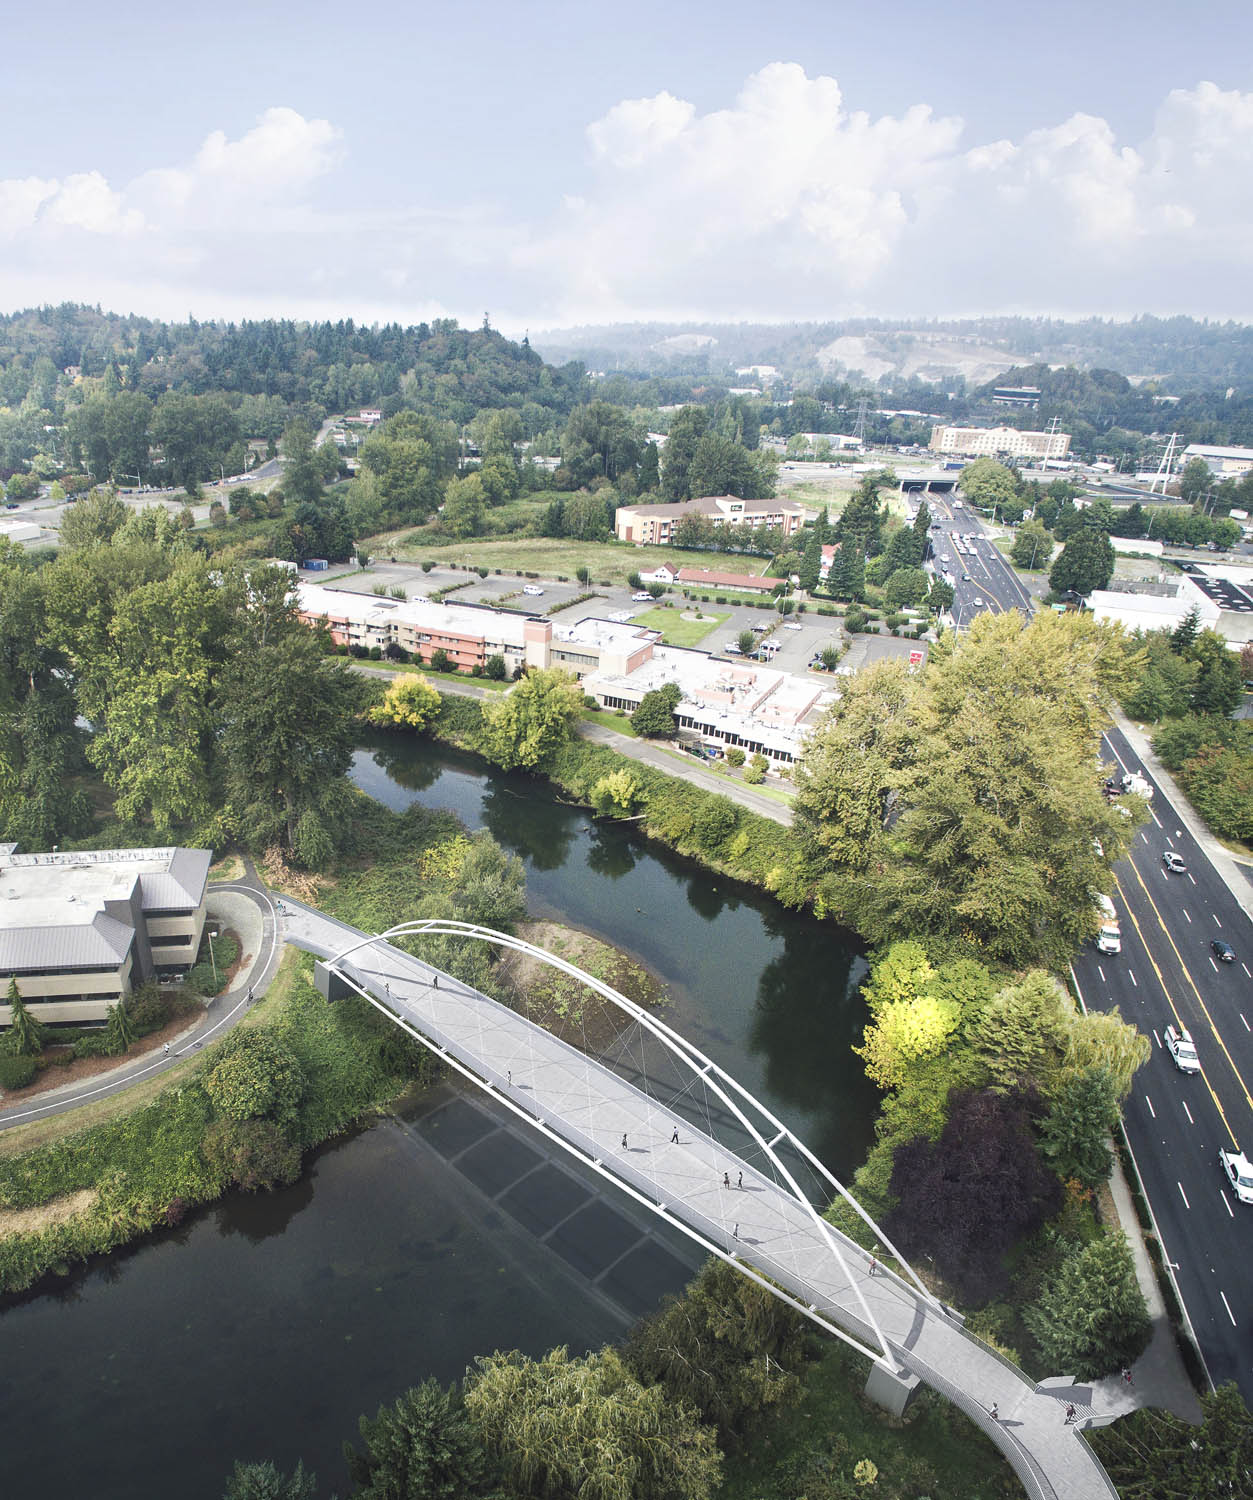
[
  {"xmin": 923, "ymin": 499, "xmax": 1036, "ymax": 623},
  {"xmin": 917, "ymin": 484, "xmax": 1253, "ymax": 1398},
  {"xmin": 1073, "ymin": 727, "xmax": 1253, "ymax": 1401}
]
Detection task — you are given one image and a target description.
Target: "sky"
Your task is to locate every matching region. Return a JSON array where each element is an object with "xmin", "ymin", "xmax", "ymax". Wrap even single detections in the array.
[{"xmin": 2, "ymin": 0, "xmax": 1252, "ymax": 331}]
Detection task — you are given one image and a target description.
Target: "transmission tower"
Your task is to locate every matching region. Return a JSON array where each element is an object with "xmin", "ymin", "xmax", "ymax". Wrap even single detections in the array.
[
  {"xmin": 1150, "ymin": 433, "xmax": 1179, "ymax": 495},
  {"xmin": 852, "ymin": 396, "xmax": 870, "ymax": 446}
]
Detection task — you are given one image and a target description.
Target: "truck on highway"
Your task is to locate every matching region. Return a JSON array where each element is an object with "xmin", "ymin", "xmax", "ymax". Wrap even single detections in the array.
[
  {"xmin": 1093, "ymin": 891, "xmax": 1122, "ymax": 954},
  {"xmin": 1122, "ymin": 771, "xmax": 1153, "ymax": 800}
]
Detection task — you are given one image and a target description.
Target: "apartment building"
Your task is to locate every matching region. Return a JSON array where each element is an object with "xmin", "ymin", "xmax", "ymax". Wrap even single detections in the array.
[
  {"xmin": 929, "ymin": 425, "xmax": 1071, "ymax": 460},
  {"xmin": 615, "ymin": 494, "xmax": 804, "ymax": 545}
]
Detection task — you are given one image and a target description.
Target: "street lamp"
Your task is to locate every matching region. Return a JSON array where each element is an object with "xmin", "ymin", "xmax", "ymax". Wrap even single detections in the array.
[{"xmin": 207, "ymin": 929, "xmax": 219, "ymax": 987}]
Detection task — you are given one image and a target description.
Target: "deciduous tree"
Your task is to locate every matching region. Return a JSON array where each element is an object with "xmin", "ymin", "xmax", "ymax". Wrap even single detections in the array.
[{"xmin": 479, "ymin": 668, "xmax": 583, "ymax": 771}]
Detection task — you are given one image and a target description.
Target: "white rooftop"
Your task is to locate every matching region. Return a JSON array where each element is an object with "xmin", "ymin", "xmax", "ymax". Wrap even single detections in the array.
[
  {"xmin": 555, "ymin": 617, "xmax": 657, "ymax": 651},
  {"xmin": 297, "ymin": 583, "xmax": 534, "ymax": 648}
]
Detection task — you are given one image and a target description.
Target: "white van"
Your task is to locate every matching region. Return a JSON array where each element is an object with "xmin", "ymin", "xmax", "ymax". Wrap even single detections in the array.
[{"xmin": 522, "ymin": 584, "xmax": 544, "ymax": 597}]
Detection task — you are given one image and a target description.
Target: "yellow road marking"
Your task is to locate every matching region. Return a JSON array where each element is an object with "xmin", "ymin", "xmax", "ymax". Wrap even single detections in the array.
[{"xmin": 1114, "ymin": 867, "xmax": 1251, "ymax": 1145}]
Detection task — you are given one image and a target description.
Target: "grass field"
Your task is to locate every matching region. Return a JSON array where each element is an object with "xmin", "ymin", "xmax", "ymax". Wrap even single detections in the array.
[
  {"xmin": 374, "ymin": 534, "xmax": 770, "ymax": 588},
  {"xmin": 629, "ymin": 606, "xmax": 728, "ymax": 647}
]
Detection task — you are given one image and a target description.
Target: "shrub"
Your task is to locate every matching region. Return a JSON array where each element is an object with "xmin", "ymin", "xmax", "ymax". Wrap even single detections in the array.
[
  {"xmin": 429, "ymin": 648, "xmax": 454, "ymax": 673},
  {"xmin": 725, "ymin": 747, "xmax": 746, "ymax": 767},
  {"xmin": 421, "ymin": 561, "xmax": 434, "ymax": 572},
  {"xmin": 204, "ymin": 1029, "xmax": 306, "ymax": 1126},
  {"xmin": 0, "ymin": 1055, "xmax": 37, "ymax": 1090},
  {"xmin": 477, "ymin": 566, "xmax": 488, "ymax": 578},
  {"xmin": 844, "ymin": 607, "xmax": 867, "ymax": 632},
  {"xmin": 127, "ymin": 983, "xmax": 172, "ymax": 1033},
  {"xmin": 72, "ymin": 1033, "xmax": 111, "ymax": 1059},
  {"xmin": 485, "ymin": 654, "xmax": 508, "ymax": 681},
  {"xmin": 201, "ymin": 1117, "xmax": 302, "ymax": 1193}
]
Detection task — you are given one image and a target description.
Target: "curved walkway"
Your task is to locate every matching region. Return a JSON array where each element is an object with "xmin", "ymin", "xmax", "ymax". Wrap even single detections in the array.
[
  {"xmin": 0, "ymin": 877, "xmax": 282, "ymax": 1131},
  {"xmin": 286, "ymin": 898, "xmax": 1119, "ymax": 1500}
]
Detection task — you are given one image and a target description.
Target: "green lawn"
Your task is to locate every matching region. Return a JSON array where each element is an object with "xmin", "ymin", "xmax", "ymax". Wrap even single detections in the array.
[
  {"xmin": 629, "ymin": 606, "xmax": 729, "ymax": 646},
  {"xmin": 366, "ymin": 534, "xmax": 772, "ymax": 589}
]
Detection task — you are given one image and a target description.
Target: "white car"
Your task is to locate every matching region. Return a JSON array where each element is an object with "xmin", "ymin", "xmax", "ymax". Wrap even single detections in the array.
[
  {"xmin": 631, "ymin": 592, "xmax": 654, "ymax": 602},
  {"xmin": 522, "ymin": 585, "xmax": 545, "ymax": 596},
  {"xmin": 1164, "ymin": 1024, "xmax": 1200, "ymax": 1074},
  {"xmin": 974, "ymin": 597, "xmax": 985, "ymax": 608},
  {"xmin": 1219, "ymin": 1147, "xmax": 1253, "ymax": 1204},
  {"xmin": 783, "ymin": 622, "xmax": 803, "ymax": 631}
]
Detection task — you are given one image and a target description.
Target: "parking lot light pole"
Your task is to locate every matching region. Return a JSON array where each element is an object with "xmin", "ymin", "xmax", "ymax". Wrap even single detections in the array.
[{"xmin": 208, "ymin": 929, "xmax": 219, "ymax": 986}]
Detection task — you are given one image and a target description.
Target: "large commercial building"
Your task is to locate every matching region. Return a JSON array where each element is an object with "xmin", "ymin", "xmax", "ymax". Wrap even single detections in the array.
[
  {"xmin": 1087, "ymin": 564, "xmax": 1253, "ymax": 648},
  {"xmin": 0, "ymin": 846, "xmax": 211, "ymax": 1026},
  {"xmin": 929, "ymin": 425, "xmax": 1071, "ymax": 461},
  {"xmin": 615, "ymin": 495, "xmax": 805, "ymax": 546},
  {"xmin": 1181, "ymin": 444, "xmax": 1253, "ymax": 478},
  {"xmin": 296, "ymin": 585, "xmax": 659, "ymax": 680},
  {"xmin": 585, "ymin": 648, "xmax": 833, "ymax": 766}
]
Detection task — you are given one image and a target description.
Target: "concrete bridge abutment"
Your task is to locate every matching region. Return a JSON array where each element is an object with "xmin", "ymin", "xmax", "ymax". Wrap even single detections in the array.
[{"xmin": 864, "ymin": 1360, "xmax": 921, "ymax": 1417}]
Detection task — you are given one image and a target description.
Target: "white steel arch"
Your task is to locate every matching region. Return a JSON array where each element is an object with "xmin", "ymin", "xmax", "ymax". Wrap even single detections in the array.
[{"xmin": 325, "ymin": 917, "xmax": 940, "ymax": 1372}]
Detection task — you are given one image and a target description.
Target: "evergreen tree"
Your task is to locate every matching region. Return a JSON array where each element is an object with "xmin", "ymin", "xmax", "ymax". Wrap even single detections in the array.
[
  {"xmin": 222, "ymin": 1460, "xmax": 318, "ymax": 1500},
  {"xmin": 344, "ymin": 1379, "xmax": 489, "ymax": 1500},
  {"xmin": 6, "ymin": 977, "xmax": 44, "ymax": 1056},
  {"xmin": 797, "ymin": 529, "xmax": 822, "ymax": 593},
  {"xmin": 1170, "ymin": 606, "xmax": 1201, "ymax": 655},
  {"xmin": 637, "ymin": 441, "xmax": 660, "ymax": 492},
  {"xmin": 834, "ymin": 475, "xmax": 886, "ymax": 556},
  {"xmin": 103, "ymin": 999, "xmax": 136, "ymax": 1057},
  {"xmin": 1025, "ymin": 1232, "xmax": 1151, "ymax": 1379}
]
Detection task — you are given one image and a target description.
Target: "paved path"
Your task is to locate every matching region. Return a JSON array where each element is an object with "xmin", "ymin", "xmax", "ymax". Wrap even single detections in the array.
[
  {"xmin": 282, "ymin": 897, "xmax": 1119, "ymax": 1500},
  {"xmin": 0, "ymin": 878, "xmax": 282, "ymax": 1131}
]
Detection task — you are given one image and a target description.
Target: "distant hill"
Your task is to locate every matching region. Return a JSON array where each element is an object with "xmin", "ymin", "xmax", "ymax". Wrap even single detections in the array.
[{"xmin": 531, "ymin": 316, "xmax": 1253, "ymax": 393}]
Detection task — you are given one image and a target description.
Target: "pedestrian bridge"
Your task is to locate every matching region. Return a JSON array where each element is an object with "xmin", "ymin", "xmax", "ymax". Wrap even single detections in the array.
[{"xmin": 280, "ymin": 899, "xmax": 1119, "ymax": 1500}]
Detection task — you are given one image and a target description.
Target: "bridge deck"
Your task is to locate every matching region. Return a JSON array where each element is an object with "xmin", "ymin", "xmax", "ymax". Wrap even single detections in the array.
[{"xmin": 283, "ymin": 900, "xmax": 1118, "ymax": 1500}]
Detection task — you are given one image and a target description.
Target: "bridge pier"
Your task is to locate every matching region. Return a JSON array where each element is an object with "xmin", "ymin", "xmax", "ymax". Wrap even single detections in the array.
[
  {"xmin": 864, "ymin": 1360, "xmax": 921, "ymax": 1417},
  {"xmin": 314, "ymin": 959, "xmax": 357, "ymax": 1003}
]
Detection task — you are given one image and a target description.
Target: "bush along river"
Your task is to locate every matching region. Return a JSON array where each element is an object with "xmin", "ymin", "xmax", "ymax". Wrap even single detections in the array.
[{"xmin": 0, "ymin": 736, "xmax": 875, "ymax": 1500}]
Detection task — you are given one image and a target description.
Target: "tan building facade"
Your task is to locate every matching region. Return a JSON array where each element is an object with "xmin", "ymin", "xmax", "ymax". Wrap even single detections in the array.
[
  {"xmin": 615, "ymin": 494, "xmax": 804, "ymax": 545},
  {"xmin": 929, "ymin": 425, "xmax": 1071, "ymax": 460},
  {"xmin": 0, "ymin": 847, "xmax": 211, "ymax": 1026}
]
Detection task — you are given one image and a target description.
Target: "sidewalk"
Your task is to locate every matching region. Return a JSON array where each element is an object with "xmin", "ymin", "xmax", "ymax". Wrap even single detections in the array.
[
  {"xmin": 1096, "ymin": 1149, "xmax": 1202, "ymax": 1424},
  {"xmin": 1114, "ymin": 708, "xmax": 1253, "ymax": 917}
]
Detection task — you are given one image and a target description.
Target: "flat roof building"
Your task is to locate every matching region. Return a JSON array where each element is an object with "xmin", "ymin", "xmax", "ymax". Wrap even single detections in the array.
[
  {"xmin": 615, "ymin": 494, "xmax": 804, "ymax": 546},
  {"xmin": 1182, "ymin": 444, "xmax": 1253, "ymax": 477},
  {"xmin": 930, "ymin": 425, "xmax": 1070, "ymax": 460},
  {"xmin": 0, "ymin": 846, "xmax": 211, "ymax": 1026},
  {"xmin": 583, "ymin": 646, "xmax": 834, "ymax": 765}
]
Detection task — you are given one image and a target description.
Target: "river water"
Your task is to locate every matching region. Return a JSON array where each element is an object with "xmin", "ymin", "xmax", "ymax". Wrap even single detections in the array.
[{"xmin": 0, "ymin": 737, "xmax": 874, "ymax": 1499}]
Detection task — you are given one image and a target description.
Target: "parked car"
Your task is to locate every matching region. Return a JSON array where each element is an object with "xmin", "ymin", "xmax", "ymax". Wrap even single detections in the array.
[
  {"xmin": 1213, "ymin": 939, "xmax": 1236, "ymax": 963},
  {"xmin": 1219, "ymin": 1147, "xmax": 1253, "ymax": 1204},
  {"xmin": 631, "ymin": 592, "xmax": 653, "ymax": 602},
  {"xmin": 1165, "ymin": 1024, "xmax": 1201, "ymax": 1073},
  {"xmin": 522, "ymin": 585, "xmax": 544, "ymax": 596},
  {"xmin": 782, "ymin": 622, "xmax": 803, "ymax": 631},
  {"xmin": 1162, "ymin": 851, "xmax": 1187, "ymax": 873}
]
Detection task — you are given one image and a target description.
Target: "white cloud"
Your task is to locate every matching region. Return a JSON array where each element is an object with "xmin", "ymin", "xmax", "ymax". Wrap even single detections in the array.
[
  {"xmin": 520, "ymin": 67, "xmax": 1253, "ymax": 323},
  {"xmin": 0, "ymin": 74, "xmax": 1250, "ymax": 326}
]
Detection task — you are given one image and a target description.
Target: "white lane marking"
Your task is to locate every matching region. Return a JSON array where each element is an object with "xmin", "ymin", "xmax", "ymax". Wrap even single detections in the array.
[
  {"xmin": 1241, "ymin": 1013, "xmax": 1250, "ymax": 1032},
  {"xmin": 1209, "ymin": 956, "xmax": 1219, "ymax": 973},
  {"xmin": 1221, "ymin": 1290, "xmax": 1237, "ymax": 1326},
  {"xmin": 1166, "ymin": 835, "xmax": 1175, "ymax": 847},
  {"xmin": 1150, "ymin": 809, "xmax": 1162, "ymax": 828},
  {"xmin": 1178, "ymin": 1182, "xmax": 1191, "ymax": 1209},
  {"xmin": 1145, "ymin": 1094, "xmax": 1156, "ymax": 1118},
  {"xmin": 1182, "ymin": 1100, "xmax": 1194, "ymax": 1125},
  {"xmin": 1152, "ymin": 1028, "xmax": 1162, "ymax": 1048},
  {"xmin": 1221, "ymin": 1193, "xmax": 1235, "ymax": 1219},
  {"xmin": 1097, "ymin": 964, "xmax": 1107, "ymax": 983},
  {"xmin": 1188, "ymin": 873, "xmax": 1197, "ymax": 886},
  {"xmin": 1140, "ymin": 832, "xmax": 1149, "ymax": 845},
  {"xmin": 1129, "ymin": 969, "xmax": 1138, "ymax": 987},
  {"xmin": 1106, "ymin": 738, "xmax": 1130, "ymax": 774},
  {"xmin": 1183, "ymin": 909, "xmax": 1192, "ymax": 923},
  {"xmin": 1243, "ymin": 963, "xmax": 1252, "ymax": 978},
  {"xmin": 1213, "ymin": 913, "xmax": 1222, "ymax": 928}
]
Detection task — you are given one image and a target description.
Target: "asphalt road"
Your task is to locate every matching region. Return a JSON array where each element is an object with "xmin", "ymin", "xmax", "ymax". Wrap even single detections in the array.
[
  {"xmin": 1072, "ymin": 726, "xmax": 1253, "ymax": 1401},
  {"xmin": 923, "ymin": 499, "xmax": 1036, "ymax": 624}
]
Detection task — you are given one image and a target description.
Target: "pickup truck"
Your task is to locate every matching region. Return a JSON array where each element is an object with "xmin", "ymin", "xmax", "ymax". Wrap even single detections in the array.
[{"xmin": 1165, "ymin": 1024, "xmax": 1200, "ymax": 1073}]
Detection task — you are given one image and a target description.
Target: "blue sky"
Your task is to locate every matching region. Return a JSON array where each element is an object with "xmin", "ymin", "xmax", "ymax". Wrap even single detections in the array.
[{"xmin": 2, "ymin": 0, "xmax": 1251, "ymax": 328}]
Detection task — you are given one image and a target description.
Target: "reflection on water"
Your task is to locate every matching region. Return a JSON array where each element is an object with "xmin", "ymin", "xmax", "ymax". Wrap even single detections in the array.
[{"xmin": 353, "ymin": 732, "xmax": 878, "ymax": 1180}]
